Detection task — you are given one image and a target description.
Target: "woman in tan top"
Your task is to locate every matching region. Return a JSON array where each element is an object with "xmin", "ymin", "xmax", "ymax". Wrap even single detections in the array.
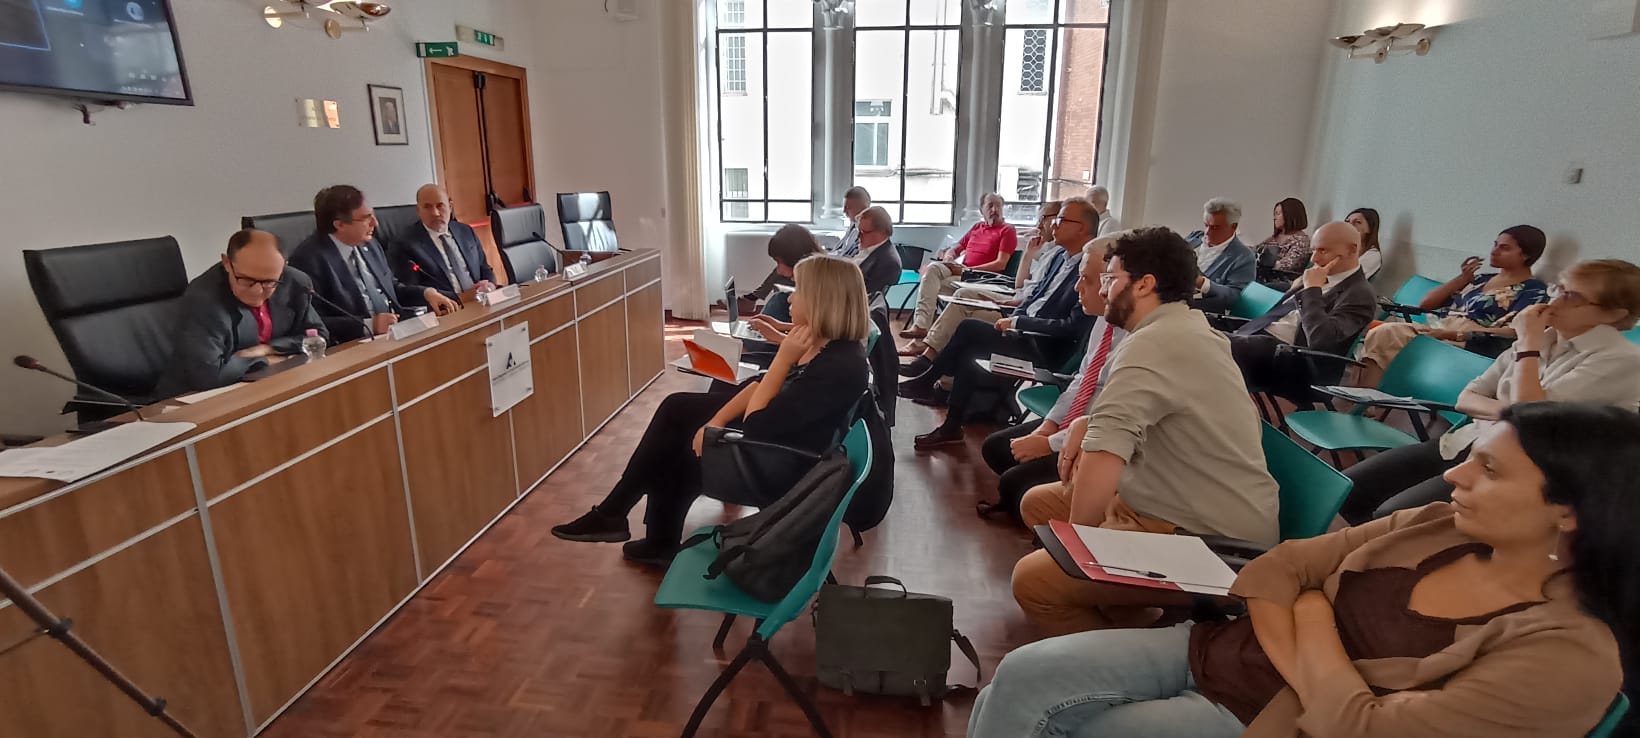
[
  {"xmin": 968, "ymin": 401, "xmax": 1634, "ymax": 738},
  {"xmin": 1342, "ymin": 258, "xmax": 1640, "ymax": 522}
]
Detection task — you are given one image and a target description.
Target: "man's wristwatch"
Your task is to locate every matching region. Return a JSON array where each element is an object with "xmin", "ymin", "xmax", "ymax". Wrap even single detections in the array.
[{"xmin": 1515, "ymin": 350, "xmax": 1542, "ymax": 361}]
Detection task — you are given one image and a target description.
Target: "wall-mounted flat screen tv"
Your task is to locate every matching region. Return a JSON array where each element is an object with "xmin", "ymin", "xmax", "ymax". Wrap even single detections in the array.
[{"xmin": 0, "ymin": 0, "xmax": 192, "ymax": 105}]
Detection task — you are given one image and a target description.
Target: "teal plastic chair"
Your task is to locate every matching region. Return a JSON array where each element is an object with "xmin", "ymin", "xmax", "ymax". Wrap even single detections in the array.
[
  {"xmin": 867, "ymin": 322, "xmax": 880, "ymax": 353},
  {"xmin": 653, "ymin": 421, "xmax": 872, "ymax": 738},
  {"xmin": 1285, "ymin": 335, "xmax": 1493, "ymax": 458},
  {"xmin": 1017, "ymin": 384, "xmax": 1061, "ymax": 419},
  {"xmin": 1229, "ymin": 282, "xmax": 1285, "ymax": 320},
  {"xmin": 1624, "ymin": 327, "xmax": 1640, "ymax": 347},
  {"xmin": 1588, "ymin": 693, "xmax": 1630, "ymax": 738},
  {"xmin": 1384, "ymin": 274, "xmax": 1445, "ymax": 324},
  {"xmin": 1262, "ymin": 422, "xmax": 1353, "ymax": 539}
]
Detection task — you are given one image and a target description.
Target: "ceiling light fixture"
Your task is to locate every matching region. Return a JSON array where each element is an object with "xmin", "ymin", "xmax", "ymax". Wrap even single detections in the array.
[{"xmin": 1329, "ymin": 22, "xmax": 1435, "ymax": 64}]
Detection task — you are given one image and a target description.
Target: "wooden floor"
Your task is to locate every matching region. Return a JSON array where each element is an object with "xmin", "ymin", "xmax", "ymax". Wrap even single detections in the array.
[{"xmin": 261, "ymin": 319, "xmax": 1037, "ymax": 738}]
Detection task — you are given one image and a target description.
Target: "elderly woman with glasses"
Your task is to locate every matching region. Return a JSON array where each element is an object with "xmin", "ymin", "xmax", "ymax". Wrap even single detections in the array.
[{"xmin": 1340, "ymin": 258, "xmax": 1640, "ymax": 523}]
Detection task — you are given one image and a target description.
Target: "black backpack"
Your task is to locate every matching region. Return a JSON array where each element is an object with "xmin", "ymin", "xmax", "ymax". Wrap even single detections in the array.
[
  {"xmin": 684, "ymin": 452, "xmax": 855, "ymax": 602},
  {"xmin": 841, "ymin": 395, "xmax": 893, "ymax": 539}
]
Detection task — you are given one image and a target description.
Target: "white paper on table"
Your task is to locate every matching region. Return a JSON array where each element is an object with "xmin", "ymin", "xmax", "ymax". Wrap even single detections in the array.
[
  {"xmin": 0, "ymin": 422, "xmax": 197, "ymax": 482},
  {"xmin": 988, "ymin": 354, "xmax": 1036, "ymax": 380},
  {"xmin": 940, "ymin": 295, "xmax": 1003, "ymax": 310},
  {"xmin": 1070, "ymin": 524, "xmax": 1237, "ymax": 595},
  {"xmin": 485, "ymin": 323, "xmax": 534, "ymax": 417},
  {"xmin": 174, "ymin": 383, "xmax": 245, "ymax": 405},
  {"xmin": 952, "ymin": 280, "xmax": 1015, "ymax": 296},
  {"xmin": 1317, "ymin": 385, "xmax": 1424, "ymax": 406}
]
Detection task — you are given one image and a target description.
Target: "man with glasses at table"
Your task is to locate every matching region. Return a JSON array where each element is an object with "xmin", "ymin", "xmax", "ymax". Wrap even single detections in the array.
[{"xmin": 154, "ymin": 229, "xmax": 329, "ymax": 397}]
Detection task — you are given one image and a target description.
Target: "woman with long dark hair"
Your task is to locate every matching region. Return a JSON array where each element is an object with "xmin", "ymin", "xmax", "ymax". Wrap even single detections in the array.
[
  {"xmin": 969, "ymin": 401, "xmax": 1637, "ymax": 738},
  {"xmin": 1346, "ymin": 207, "xmax": 1382, "ymax": 278},
  {"xmin": 1254, "ymin": 197, "xmax": 1311, "ymax": 287}
]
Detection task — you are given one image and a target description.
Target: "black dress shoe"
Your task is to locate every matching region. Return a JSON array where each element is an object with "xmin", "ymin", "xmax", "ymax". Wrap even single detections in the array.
[
  {"xmin": 913, "ymin": 386, "xmax": 950, "ymax": 408},
  {"xmin": 897, "ymin": 376, "xmax": 937, "ymax": 402},
  {"xmin": 552, "ymin": 507, "xmax": 632, "ymax": 543},
  {"xmin": 914, "ymin": 423, "xmax": 963, "ymax": 449},
  {"xmin": 622, "ymin": 537, "xmax": 678, "ymax": 567},
  {"xmin": 899, "ymin": 356, "xmax": 933, "ymax": 378}
]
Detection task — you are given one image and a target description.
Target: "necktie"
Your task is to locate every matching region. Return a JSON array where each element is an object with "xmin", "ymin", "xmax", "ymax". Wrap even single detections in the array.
[
  {"xmin": 837, "ymin": 225, "xmax": 860, "ymax": 258},
  {"xmin": 440, "ymin": 234, "xmax": 475, "ymax": 292},
  {"xmin": 1065, "ymin": 322, "xmax": 1118, "ymax": 420},
  {"xmin": 350, "ymin": 249, "xmax": 391, "ymax": 315},
  {"xmin": 1236, "ymin": 291, "xmax": 1301, "ymax": 336}
]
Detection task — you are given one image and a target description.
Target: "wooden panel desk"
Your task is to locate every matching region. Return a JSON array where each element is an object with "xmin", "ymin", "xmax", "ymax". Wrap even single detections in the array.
[{"xmin": 0, "ymin": 250, "xmax": 665, "ymax": 738}]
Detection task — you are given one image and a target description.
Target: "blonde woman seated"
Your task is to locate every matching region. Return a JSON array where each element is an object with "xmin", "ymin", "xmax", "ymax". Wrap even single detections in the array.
[
  {"xmin": 969, "ymin": 402, "xmax": 1636, "ymax": 738},
  {"xmin": 1358, "ymin": 225, "xmax": 1548, "ymax": 386},
  {"xmin": 551, "ymin": 255, "xmax": 869, "ymax": 565},
  {"xmin": 1341, "ymin": 259, "xmax": 1640, "ymax": 523}
]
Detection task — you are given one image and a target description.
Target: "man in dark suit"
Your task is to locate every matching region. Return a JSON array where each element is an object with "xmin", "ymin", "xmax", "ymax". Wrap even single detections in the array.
[
  {"xmin": 896, "ymin": 199, "xmax": 1099, "ymax": 405},
  {"xmin": 1226, "ymin": 221, "xmax": 1377, "ymax": 395},
  {"xmin": 390, "ymin": 183, "xmax": 496, "ymax": 300},
  {"xmin": 1186, "ymin": 197, "xmax": 1257, "ymax": 314},
  {"xmin": 854, "ymin": 204, "xmax": 902, "ymax": 297},
  {"xmin": 288, "ymin": 185, "xmax": 459, "ymax": 343},
  {"xmin": 155, "ymin": 230, "xmax": 328, "ymax": 397}
]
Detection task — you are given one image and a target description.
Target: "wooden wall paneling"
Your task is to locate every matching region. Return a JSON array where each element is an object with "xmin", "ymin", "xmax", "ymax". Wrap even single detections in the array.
[
  {"xmin": 0, "ymin": 517, "xmax": 245, "ymax": 738},
  {"xmin": 504, "ymin": 293, "xmax": 575, "ymax": 340},
  {"xmin": 0, "ymin": 451, "xmax": 194, "ymax": 588},
  {"xmin": 193, "ymin": 370, "xmax": 392, "ymax": 498},
  {"xmin": 391, "ymin": 324, "xmax": 496, "ymax": 401},
  {"xmin": 625, "ymin": 282, "xmax": 666, "ymax": 394},
  {"xmin": 625, "ymin": 256, "xmax": 662, "ymax": 290},
  {"xmin": 510, "ymin": 328, "xmax": 584, "ymax": 489},
  {"xmin": 207, "ymin": 421, "xmax": 418, "ymax": 724},
  {"xmin": 574, "ymin": 273, "xmax": 626, "ymax": 317},
  {"xmin": 576, "ymin": 302, "xmax": 631, "ymax": 436},
  {"xmin": 397, "ymin": 372, "xmax": 519, "ymax": 571}
]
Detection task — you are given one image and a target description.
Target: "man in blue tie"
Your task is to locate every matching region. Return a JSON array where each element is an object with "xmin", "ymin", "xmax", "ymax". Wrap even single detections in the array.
[
  {"xmin": 390, "ymin": 183, "xmax": 497, "ymax": 300},
  {"xmin": 289, "ymin": 185, "xmax": 460, "ymax": 343},
  {"xmin": 1225, "ymin": 221, "xmax": 1377, "ymax": 396}
]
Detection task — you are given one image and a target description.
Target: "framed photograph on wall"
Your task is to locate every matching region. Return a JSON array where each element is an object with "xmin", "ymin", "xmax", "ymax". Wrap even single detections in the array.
[{"xmin": 367, "ymin": 84, "xmax": 407, "ymax": 145}]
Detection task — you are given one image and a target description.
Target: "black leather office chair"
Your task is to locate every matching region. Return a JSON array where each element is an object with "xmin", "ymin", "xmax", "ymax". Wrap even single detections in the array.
[
  {"xmin": 490, "ymin": 203, "xmax": 559, "ymax": 283},
  {"xmin": 24, "ymin": 237, "xmax": 189, "ymax": 420},
  {"xmin": 372, "ymin": 204, "xmax": 421, "ymax": 248},
  {"xmin": 556, "ymin": 191, "xmax": 619, "ymax": 253},
  {"xmin": 240, "ymin": 210, "xmax": 316, "ymax": 255}
]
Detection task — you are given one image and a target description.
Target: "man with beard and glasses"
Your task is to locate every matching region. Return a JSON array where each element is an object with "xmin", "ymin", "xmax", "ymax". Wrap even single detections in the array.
[{"xmin": 1010, "ymin": 227, "xmax": 1279, "ymax": 638}]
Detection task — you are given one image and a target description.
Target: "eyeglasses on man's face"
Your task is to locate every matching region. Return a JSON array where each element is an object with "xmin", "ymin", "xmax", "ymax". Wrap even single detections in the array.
[
  {"xmin": 1549, "ymin": 283, "xmax": 1601, "ymax": 307},
  {"xmin": 228, "ymin": 264, "xmax": 282, "ymax": 291}
]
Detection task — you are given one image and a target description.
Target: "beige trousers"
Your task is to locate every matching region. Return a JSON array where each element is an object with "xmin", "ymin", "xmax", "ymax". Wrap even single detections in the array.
[
  {"xmin": 924, "ymin": 286, "xmax": 1007, "ymax": 352},
  {"xmin": 911, "ymin": 262, "xmax": 963, "ymax": 330}
]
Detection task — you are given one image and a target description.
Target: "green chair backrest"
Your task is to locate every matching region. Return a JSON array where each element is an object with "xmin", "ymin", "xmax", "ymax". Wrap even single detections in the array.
[
  {"xmin": 1002, "ymin": 248, "xmax": 1025, "ymax": 279},
  {"xmin": 755, "ymin": 421, "xmax": 872, "ymax": 640},
  {"xmin": 1624, "ymin": 327, "xmax": 1640, "ymax": 347},
  {"xmin": 1390, "ymin": 275, "xmax": 1443, "ymax": 309},
  {"xmin": 1261, "ymin": 422, "xmax": 1353, "ymax": 539},
  {"xmin": 1588, "ymin": 693, "xmax": 1629, "ymax": 738},
  {"xmin": 1376, "ymin": 335, "xmax": 1495, "ymax": 424},
  {"xmin": 1229, "ymin": 282, "xmax": 1285, "ymax": 320},
  {"xmin": 867, "ymin": 323, "xmax": 880, "ymax": 353},
  {"xmin": 1017, "ymin": 384, "xmax": 1062, "ymax": 419}
]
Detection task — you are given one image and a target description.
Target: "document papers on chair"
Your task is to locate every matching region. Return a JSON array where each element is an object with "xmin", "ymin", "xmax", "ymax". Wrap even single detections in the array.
[
  {"xmin": 1049, "ymin": 520, "xmax": 1237, "ymax": 595},
  {"xmin": 1316, "ymin": 385, "xmax": 1426, "ymax": 408},
  {"xmin": 676, "ymin": 329, "xmax": 760, "ymax": 384},
  {"xmin": 952, "ymin": 280, "xmax": 1015, "ymax": 296},
  {"xmin": 988, "ymin": 354, "xmax": 1036, "ymax": 380},
  {"xmin": 0, "ymin": 422, "xmax": 196, "ymax": 483},
  {"xmin": 939, "ymin": 295, "xmax": 1004, "ymax": 310}
]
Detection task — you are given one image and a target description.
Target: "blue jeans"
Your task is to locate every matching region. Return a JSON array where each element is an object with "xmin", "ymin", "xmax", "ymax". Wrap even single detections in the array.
[{"xmin": 967, "ymin": 623, "xmax": 1245, "ymax": 738}]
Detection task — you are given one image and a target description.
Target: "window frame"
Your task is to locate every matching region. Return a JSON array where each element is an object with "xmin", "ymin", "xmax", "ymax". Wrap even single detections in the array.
[
  {"xmin": 852, "ymin": 5, "xmax": 963, "ymax": 226},
  {"xmin": 721, "ymin": 34, "xmax": 748, "ymax": 95},
  {"xmin": 713, "ymin": 1, "xmax": 814, "ymax": 223},
  {"xmin": 1019, "ymin": 28, "xmax": 1048, "ymax": 94}
]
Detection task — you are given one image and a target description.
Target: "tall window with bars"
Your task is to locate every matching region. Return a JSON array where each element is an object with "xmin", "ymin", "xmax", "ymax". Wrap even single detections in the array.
[
  {"xmin": 852, "ymin": 0, "xmax": 961, "ymax": 225},
  {"xmin": 715, "ymin": 0, "xmax": 814, "ymax": 222}
]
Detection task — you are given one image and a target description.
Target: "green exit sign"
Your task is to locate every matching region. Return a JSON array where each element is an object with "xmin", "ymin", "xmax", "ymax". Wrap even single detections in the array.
[
  {"xmin": 456, "ymin": 25, "xmax": 505, "ymax": 51},
  {"xmin": 416, "ymin": 41, "xmax": 459, "ymax": 58},
  {"xmin": 473, "ymin": 30, "xmax": 496, "ymax": 46}
]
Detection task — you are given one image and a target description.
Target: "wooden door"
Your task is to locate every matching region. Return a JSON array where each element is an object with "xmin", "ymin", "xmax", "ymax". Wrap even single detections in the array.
[{"xmin": 425, "ymin": 56, "xmax": 536, "ymax": 283}]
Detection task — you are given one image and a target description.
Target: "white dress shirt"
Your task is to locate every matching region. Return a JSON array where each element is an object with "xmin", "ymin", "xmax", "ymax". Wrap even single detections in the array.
[
  {"xmin": 424, "ymin": 223, "xmax": 473, "ymax": 289},
  {"xmin": 1023, "ymin": 249, "xmax": 1085, "ymax": 317},
  {"xmin": 1043, "ymin": 316, "xmax": 1128, "ymax": 451},
  {"xmin": 1097, "ymin": 212, "xmax": 1123, "ymax": 236},
  {"xmin": 1194, "ymin": 233, "xmax": 1235, "ymax": 296}
]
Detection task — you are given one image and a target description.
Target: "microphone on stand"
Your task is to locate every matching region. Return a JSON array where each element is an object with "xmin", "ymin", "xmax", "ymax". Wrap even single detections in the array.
[
  {"xmin": 13, "ymin": 355, "xmax": 146, "ymax": 423},
  {"xmin": 306, "ymin": 288, "xmax": 374, "ymax": 339}
]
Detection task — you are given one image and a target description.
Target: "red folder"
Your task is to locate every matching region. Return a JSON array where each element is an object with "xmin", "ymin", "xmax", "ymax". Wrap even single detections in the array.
[
  {"xmin": 683, "ymin": 339, "xmax": 739, "ymax": 384},
  {"xmin": 1049, "ymin": 519, "xmax": 1185, "ymax": 592}
]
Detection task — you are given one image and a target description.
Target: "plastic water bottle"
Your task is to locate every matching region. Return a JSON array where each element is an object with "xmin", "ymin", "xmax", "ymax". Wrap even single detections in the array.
[
  {"xmin": 578, "ymin": 253, "xmax": 592, "ymax": 269},
  {"xmin": 301, "ymin": 329, "xmax": 326, "ymax": 361},
  {"xmin": 475, "ymin": 282, "xmax": 496, "ymax": 301},
  {"xmin": 534, "ymin": 263, "xmax": 551, "ymax": 283}
]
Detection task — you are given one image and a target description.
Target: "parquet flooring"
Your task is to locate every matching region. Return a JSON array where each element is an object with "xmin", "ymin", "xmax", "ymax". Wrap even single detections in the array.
[{"xmin": 260, "ymin": 317, "xmax": 1037, "ymax": 738}]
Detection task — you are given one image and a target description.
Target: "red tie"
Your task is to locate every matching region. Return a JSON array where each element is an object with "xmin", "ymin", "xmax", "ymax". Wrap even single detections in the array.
[{"xmin": 1065, "ymin": 322, "xmax": 1117, "ymax": 420}]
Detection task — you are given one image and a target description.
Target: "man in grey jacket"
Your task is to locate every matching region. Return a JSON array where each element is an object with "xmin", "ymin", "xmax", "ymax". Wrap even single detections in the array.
[
  {"xmin": 155, "ymin": 229, "xmax": 328, "ymax": 397},
  {"xmin": 1185, "ymin": 197, "xmax": 1257, "ymax": 314}
]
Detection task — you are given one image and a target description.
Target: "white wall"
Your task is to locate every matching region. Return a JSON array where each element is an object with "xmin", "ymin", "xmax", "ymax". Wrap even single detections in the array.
[
  {"xmin": 1304, "ymin": 0, "xmax": 1640, "ymax": 289},
  {"xmin": 0, "ymin": 0, "xmax": 534, "ymax": 434},
  {"xmin": 1122, "ymin": 0, "xmax": 1332, "ymax": 237}
]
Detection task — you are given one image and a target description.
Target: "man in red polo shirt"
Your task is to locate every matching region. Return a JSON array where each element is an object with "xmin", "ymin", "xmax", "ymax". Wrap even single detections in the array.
[{"xmin": 902, "ymin": 192, "xmax": 1018, "ymax": 338}]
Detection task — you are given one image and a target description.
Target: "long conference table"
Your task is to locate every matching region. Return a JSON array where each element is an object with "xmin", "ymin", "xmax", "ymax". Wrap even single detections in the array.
[{"xmin": 0, "ymin": 249, "xmax": 666, "ymax": 738}]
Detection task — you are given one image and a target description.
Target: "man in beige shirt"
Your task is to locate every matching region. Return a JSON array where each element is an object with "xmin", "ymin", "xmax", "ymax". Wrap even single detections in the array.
[{"xmin": 1012, "ymin": 226, "xmax": 1280, "ymax": 637}]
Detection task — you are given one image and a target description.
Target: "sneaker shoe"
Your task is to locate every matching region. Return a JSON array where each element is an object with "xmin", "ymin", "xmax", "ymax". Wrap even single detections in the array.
[
  {"xmin": 551, "ymin": 507, "xmax": 631, "ymax": 543},
  {"xmin": 622, "ymin": 537, "xmax": 678, "ymax": 567}
]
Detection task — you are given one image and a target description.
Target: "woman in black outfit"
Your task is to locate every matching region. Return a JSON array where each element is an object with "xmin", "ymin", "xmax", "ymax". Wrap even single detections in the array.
[{"xmin": 551, "ymin": 255, "xmax": 871, "ymax": 565}]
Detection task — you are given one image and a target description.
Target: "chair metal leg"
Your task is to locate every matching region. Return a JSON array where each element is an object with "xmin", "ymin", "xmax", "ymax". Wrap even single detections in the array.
[
  {"xmin": 1328, "ymin": 449, "xmax": 1344, "ymax": 468},
  {"xmin": 711, "ymin": 614, "xmax": 735, "ymax": 650},
  {"xmin": 681, "ymin": 643, "xmax": 758, "ymax": 738},
  {"xmin": 758, "ymin": 649, "xmax": 834, "ymax": 738}
]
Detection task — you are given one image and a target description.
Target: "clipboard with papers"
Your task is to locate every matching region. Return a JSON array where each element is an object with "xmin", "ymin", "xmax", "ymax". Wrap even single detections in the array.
[
  {"xmin": 1042, "ymin": 520, "xmax": 1237, "ymax": 596},
  {"xmin": 673, "ymin": 329, "xmax": 761, "ymax": 383}
]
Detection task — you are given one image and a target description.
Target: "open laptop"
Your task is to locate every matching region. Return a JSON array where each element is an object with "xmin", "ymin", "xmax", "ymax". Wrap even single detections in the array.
[{"xmin": 711, "ymin": 277, "xmax": 766, "ymax": 342}]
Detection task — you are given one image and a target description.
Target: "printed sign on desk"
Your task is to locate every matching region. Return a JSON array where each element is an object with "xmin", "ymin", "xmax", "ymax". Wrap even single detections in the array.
[{"xmin": 485, "ymin": 323, "xmax": 533, "ymax": 416}]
